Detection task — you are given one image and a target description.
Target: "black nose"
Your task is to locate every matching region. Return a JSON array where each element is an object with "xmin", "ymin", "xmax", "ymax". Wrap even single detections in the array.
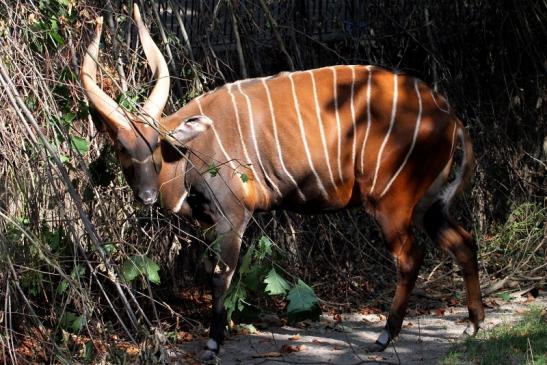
[{"xmin": 138, "ymin": 189, "xmax": 157, "ymax": 205}]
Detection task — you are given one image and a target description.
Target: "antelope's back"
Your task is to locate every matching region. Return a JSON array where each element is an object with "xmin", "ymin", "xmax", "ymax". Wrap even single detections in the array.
[{"xmin": 184, "ymin": 65, "xmax": 458, "ymax": 212}]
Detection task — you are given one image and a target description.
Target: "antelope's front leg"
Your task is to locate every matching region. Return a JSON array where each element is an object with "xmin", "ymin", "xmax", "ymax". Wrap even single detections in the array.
[{"xmin": 200, "ymin": 218, "xmax": 248, "ymax": 362}]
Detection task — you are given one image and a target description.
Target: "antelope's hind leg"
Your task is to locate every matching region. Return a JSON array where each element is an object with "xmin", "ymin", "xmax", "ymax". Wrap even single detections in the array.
[{"xmin": 423, "ymin": 200, "xmax": 484, "ymax": 334}]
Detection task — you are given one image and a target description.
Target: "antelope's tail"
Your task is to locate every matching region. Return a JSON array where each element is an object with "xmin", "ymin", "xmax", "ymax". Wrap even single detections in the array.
[{"xmin": 440, "ymin": 121, "xmax": 474, "ymax": 210}]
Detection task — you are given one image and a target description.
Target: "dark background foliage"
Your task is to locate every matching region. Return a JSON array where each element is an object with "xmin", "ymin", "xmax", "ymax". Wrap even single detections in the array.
[{"xmin": 0, "ymin": 0, "xmax": 544, "ymax": 362}]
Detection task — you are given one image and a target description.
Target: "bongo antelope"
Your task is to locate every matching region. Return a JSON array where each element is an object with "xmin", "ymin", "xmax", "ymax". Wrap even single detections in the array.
[{"xmin": 81, "ymin": 5, "xmax": 484, "ymax": 361}]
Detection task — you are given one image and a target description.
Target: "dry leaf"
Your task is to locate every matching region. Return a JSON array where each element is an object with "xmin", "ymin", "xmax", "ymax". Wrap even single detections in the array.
[
  {"xmin": 288, "ymin": 334, "xmax": 301, "ymax": 341},
  {"xmin": 177, "ymin": 331, "xmax": 194, "ymax": 342},
  {"xmin": 484, "ymin": 300, "xmax": 499, "ymax": 308},
  {"xmin": 360, "ymin": 306, "xmax": 381, "ymax": 315},
  {"xmin": 252, "ymin": 352, "xmax": 282, "ymax": 358},
  {"xmin": 312, "ymin": 339, "xmax": 329, "ymax": 346},
  {"xmin": 281, "ymin": 344, "xmax": 307, "ymax": 353},
  {"xmin": 368, "ymin": 354, "xmax": 386, "ymax": 361}
]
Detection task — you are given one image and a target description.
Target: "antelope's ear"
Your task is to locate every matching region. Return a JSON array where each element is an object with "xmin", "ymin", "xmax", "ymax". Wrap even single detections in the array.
[{"xmin": 164, "ymin": 115, "xmax": 213, "ymax": 146}]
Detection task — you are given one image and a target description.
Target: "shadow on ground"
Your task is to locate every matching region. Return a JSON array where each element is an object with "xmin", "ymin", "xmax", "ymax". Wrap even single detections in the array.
[{"xmin": 175, "ymin": 293, "xmax": 545, "ymax": 364}]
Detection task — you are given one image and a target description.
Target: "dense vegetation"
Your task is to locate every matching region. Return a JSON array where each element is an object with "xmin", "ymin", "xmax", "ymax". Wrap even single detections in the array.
[{"xmin": 0, "ymin": 0, "xmax": 544, "ymax": 363}]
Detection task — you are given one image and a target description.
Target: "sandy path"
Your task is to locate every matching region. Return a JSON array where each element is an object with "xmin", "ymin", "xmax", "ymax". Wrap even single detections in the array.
[{"xmin": 175, "ymin": 292, "xmax": 545, "ymax": 364}]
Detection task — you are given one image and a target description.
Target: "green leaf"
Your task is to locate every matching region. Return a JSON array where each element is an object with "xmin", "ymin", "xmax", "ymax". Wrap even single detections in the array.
[
  {"xmin": 121, "ymin": 255, "xmax": 161, "ymax": 285},
  {"xmin": 48, "ymin": 20, "xmax": 64, "ymax": 47},
  {"xmin": 117, "ymin": 92, "xmax": 140, "ymax": 112},
  {"xmin": 235, "ymin": 323, "xmax": 258, "ymax": 334},
  {"xmin": 207, "ymin": 164, "xmax": 219, "ymax": 177},
  {"xmin": 256, "ymin": 236, "xmax": 273, "ymax": 260},
  {"xmin": 239, "ymin": 245, "xmax": 254, "ymax": 275},
  {"xmin": 59, "ymin": 154, "xmax": 69, "ymax": 164},
  {"xmin": 57, "ymin": 280, "xmax": 68, "ymax": 295},
  {"xmin": 242, "ymin": 265, "xmax": 263, "ymax": 292},
  {"xmin": 240, "ymin": 173, "xmax": 249, "ymax": 183},
  {"xmin": 70, "ymin": 136, "xmax": 89, "ymax": 154},
  {"xmin": 264, "ymin": 268, "xmax": 290, "ymax": 295},
  {"xmin": 224, "ymin": 284, "xmax": 247, "ymax": 322},
  {"xmin": 49, "ymin": 30, "xmax": 64, "ymax": 47},
  {"xmin": 286, "ymin": 279, "xmax": 319, "ymax": 314},
  {"xmin": 70, "ymin": 264, "xmax": 85, "ymax": 279},
  {"xmin": 62, "ymin": 112, "xmax": 76, "ymax": 126},
  {"xmin": 25, "ymin": 95, "xmax": 37, "ymax": 111},
  {"xmin": 144, "ymin": 259, "xmax": 161, "ymax": 285},
  {"xmin": 498, "ymin": 291, "xmax": 512, "ymax": 302},
  {"xmin": 42, "ymin": 225, "xmax": 61, "ymax": 249},
  {"xmin": 17, "ymin": 216, "xmax": 30, "ymax": 225},
  {"xmin": 60, "ymin": 311, "xmax": 84, "ymax": 332},
  {"xmin": 57, "ymin": 266, "xmax": 80, "ymax": 293},
  {"xmin": 71, "ymin": 314, "xmax": 85, "ymax": 332},
  {"xmin": 83, "ymin": 341, "xmax": 94, "ymax": 363},
  {"xmin": 102, "ymin": 243, "xmax": 117, "ymax": 255}
]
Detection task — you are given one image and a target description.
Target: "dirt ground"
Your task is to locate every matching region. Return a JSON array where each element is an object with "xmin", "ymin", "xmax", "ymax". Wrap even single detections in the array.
[{"xmin": 172, "ymin": 291, "xmax": 545, "ymax": 365}]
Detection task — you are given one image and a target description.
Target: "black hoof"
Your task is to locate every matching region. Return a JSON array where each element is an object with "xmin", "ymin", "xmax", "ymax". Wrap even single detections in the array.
[
  {"xmin": 365, "ymin": 340, "xmax": 389, "ymax": 353},
  {"xmin": 198, "ymin": 349, "xmax": 220, "ymax": 364},
  {"xmin": 463, "ymin": 320, "xmax": 481, "ymax": 337}
]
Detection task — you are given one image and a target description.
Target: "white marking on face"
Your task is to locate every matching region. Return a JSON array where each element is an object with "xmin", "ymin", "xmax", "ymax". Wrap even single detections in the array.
[
  {"xmin": 236, "ymin": 83, "xmax": 283, "ymax": 197},
  {"xmin": 288, "ymin": 73, "xmax": 329, "ymax": 199},
  {"xmin": 370, "ymin": 73, "xmax": 398, "ymax": 194},
  {"xmin": 307, "ymin": 70, "xmax": 336, "ymax": 189},
  {"xmin": 379, "ymin": 78, "xmax": 423, "ymax": 197},
  {"xmin": 261, "ymin": 79, "xmax": 306, "ymax": 201},
  {"xmin": 360, "ymin": 69, "xmax": 373, "ymax": 174},
  {"xmin": 206, "ymin": 338, "xmax": 218, "ymax": 351},
  {"xmin": 330, "ymin": 67, "xmax": 344, "ymax": 183}
]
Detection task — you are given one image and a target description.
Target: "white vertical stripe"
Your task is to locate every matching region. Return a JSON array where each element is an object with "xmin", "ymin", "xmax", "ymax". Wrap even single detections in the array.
[
  {"xmin": 360, "ymin": 68, "xmax": 373, "ymax": 174},
  {"xmin": 261, "ymin": 79, "xmax": 306, "ymax": 201},
  {"xmin": 171, "ymin": 191, "xmax": 189, "ymax": 213},
  {"xmin": 330, "ymin": 67, "xmax": 344, "ymax": 183},
  {"xmin": 307, "ymin": 70, "xmax": 336, "ymax": 189},
  {"xmin": 449, "ymin": 121, "xmax": 458, "ymax": 155},
  {"xmin": 379, "ymin": 79, "xmax": 423, "ymax": 197},
  {"xmin": 289, "ymin": 73, "xmax": 329, "ymax": 198},
  {"xmin": 349, "ymin": 66, "xmax": 357, "ymax": 170},
  {"xmin": 431, "ymin": 90, "xmax": 450, "ymax": 113},
  {"xmin": 236, "ymin": 82, "xmax": 283, "ymax": 196},
  {"xmin": 195, "ymin": 99, "xmax": 235, "ymax": 171},
  {"xmin": 370, "ymin": 73, "xmax": 398, "ymax": 194},
  {"xmin": 195, "ymin": 98, "xmax": 251, "ymax": 196},
  {"xmin": 226, "ymin": 83, "xmax": 266, "ymax": 194}
]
